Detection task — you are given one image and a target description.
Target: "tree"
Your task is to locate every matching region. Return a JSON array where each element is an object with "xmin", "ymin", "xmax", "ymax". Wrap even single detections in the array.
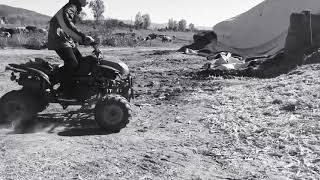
[
  {"xmin": 168, "ymin": 18, "xmax": 174, "ymax": 30},
  {"xmin": 168, "ymin": 18, "xmax": 179, "ymax": 31},
  {"xmin": 189, "ymin": 23, "xmax": 195, "ymax": 32},
  {"xmin": 142, "ymin": 14, "xmax": 151, "ymax": 29},
  {"xmin": 178, "ymin": 19, "xmax": 187, "ymax": 31},
  {"xmin": 173, "ymin": 20, "xmax": 178, "ymax": 31},
  {"xmin": 89, "ymin": 0, "xmax": 105, "ymax": 23},
  {"xmin": 16, "ymin": 15, "xmax": 26, "ymax": 25},
  {"xmin": 134, "ymin": 12, "xmax": 143, "ymax": 29}
]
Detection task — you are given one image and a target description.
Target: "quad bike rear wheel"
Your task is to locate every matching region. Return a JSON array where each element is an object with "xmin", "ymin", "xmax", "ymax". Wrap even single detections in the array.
[
  {"xmin": 94, "ymin": 94, "xmax": 131, "ymax": 132},
  {"xmin": 0, "ymin": 89, "xmax": 48, "ymax": 126}
]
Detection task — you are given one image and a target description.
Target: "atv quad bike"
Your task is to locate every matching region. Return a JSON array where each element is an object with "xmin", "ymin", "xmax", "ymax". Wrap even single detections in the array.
[{"xmin": 0, "ymin": 44, "xmax": 134, "ymax": 132}]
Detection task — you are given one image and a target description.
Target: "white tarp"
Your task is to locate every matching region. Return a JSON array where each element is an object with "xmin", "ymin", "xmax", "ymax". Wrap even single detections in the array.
[{"xmin": 213, "ymin": 0, "xmax": 320, "ymax": 57}]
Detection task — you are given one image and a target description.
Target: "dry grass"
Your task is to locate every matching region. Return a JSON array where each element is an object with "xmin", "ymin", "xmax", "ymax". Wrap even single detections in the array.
[
  {"xmin": 190, "ymin": 65, "xmax": 320, "ymax": 179},
  {"xmin": 80, "ymin": 24, "xmax": 194, "ymax": 47},
  {"xmin": 0, "ymin": 23, "xmax": 194, "ymax": 49},
  {"xmin": 0, "ymin": 33, "xmax": 47, "ymax": 49}
]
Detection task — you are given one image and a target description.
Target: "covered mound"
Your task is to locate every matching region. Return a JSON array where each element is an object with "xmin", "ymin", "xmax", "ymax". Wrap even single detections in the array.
[
  {"xmin": 188, "ymin": 11, "xmax": 320, "ymax": 78},
  {"xmin": 178, "ymin": 31, "xmax": 218, "ymax": 54},
  {"xmin": 181, "ymin": 0, "xmax": 320, "ymax": 58},
  {"xmin": 214, "ymin": 0, "xmax": 320, "ymax": 57},
  {"xmin": 181, "ymin": 0, "xmax": 320, "ymax": 78}
]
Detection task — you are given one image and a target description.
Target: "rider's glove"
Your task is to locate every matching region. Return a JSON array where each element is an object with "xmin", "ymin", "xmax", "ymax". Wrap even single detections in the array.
[{"xmin": 84, "ymin": 36, "xmax": 95, "ymax": 45}]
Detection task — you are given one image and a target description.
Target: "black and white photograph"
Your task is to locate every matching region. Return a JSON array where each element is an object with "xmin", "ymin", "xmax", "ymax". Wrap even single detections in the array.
[{"xmin": 0, "ymin": 0, "xmax": 319, "ymax": 179}]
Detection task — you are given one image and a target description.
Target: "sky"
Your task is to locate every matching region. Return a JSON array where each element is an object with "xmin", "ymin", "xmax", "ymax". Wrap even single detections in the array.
[{"xmin": 0, "ymin": 0, "xmax": 264, "ymax": 27}]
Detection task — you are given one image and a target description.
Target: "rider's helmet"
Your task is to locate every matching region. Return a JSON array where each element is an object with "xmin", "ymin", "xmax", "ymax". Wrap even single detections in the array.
[{"xmin": 69, "ymin": 0, "xmax": 88, "ymax": 7}]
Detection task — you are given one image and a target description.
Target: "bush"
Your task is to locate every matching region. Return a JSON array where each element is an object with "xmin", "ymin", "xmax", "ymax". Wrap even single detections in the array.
[
  {"xmin": 25, "ymin": 37, "xmax": 46, "ymax": 50},
  {"xmin": 6, "ymin": 34, "xmax": 27, "ymax": 47},
  {"xmin": 0, "ymin": 32, "xmax": 47, "ymax": 49},
  {"xmin": 0, "ymin": 37, "xmax": 8, "ymax": 48},
  {"xmin": 24, "ymin": 33, "xmax": 47, "ymax": 50},
  {"xmin": 101, "ymin": 35, "xmax": 138, "ymax": 47},
  {"xmin": 87, "ymin": 26, "xmax": 138, "ymax": 47}
]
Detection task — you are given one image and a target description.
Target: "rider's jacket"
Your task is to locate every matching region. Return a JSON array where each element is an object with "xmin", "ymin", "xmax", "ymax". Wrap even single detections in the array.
[{"xmin": 47, "ymin": 3, "xmax": 85, "ymax": 50}]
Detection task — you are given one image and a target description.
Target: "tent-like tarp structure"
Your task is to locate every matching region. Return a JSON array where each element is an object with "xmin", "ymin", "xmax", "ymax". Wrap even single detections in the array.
[
  {"xmin": 203, "ymin": 0, "xmax": 320, "ymax": 58},
  {"xmin": 181, "ymin": 0, "xmax": 320, "ymax": 78}
]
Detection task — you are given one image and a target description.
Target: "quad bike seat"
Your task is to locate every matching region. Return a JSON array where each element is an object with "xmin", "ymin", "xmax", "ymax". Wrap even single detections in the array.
[{"xmin": 53, "ymin": 55, "xmax": 95, "ymax": 79}]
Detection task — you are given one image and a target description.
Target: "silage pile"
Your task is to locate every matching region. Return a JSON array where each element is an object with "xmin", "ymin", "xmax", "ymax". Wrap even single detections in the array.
[{"xmin": 194, "ymin": 64, "xmax": 320, "ymax": 178}]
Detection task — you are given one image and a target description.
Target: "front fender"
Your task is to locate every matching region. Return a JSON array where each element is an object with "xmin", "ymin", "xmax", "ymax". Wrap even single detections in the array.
[{"xmin": 99, "ymin": 59, "xmax": 130, "ymax": 76}]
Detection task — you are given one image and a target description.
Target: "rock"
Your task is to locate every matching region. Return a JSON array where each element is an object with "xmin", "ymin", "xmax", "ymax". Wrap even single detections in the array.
[
  {"xmin": 272, "ymin": 99, "xmax": 283, "ymax": 104},
  {"xmin": 137, "ymin": 127, "xmax": 148, "ymax": 133},
  {"xmin": 281, "ymin": 99, "xmax": 299, "ymax": 111},
  {"xmin": 174, "ymin": 116, "xmax": 183, "ymax": 123}
]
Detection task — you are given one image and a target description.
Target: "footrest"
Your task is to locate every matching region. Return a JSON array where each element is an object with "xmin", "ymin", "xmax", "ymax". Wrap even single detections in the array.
[{"xmin": 57, "ymin": 98, "xmax": 79, "ymax": 104}]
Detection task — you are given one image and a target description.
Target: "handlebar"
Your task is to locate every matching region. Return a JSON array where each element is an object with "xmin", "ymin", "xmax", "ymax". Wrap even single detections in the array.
[{"xmin": 91, "ymin": 42, "xmax": 102, "ymax": 59}]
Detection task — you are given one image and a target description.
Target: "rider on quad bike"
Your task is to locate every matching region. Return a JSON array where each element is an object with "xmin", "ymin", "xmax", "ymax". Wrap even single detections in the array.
[
  {"xmin": 47, "ymin": 0, "xmax": 94, "ymax": 96},
  {"xmin": 0, "ymin": 0, "xmax": 134, "ymax": 133}
]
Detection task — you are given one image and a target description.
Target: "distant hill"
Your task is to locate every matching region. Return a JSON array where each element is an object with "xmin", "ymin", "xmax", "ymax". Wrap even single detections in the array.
[{"xmin": 0, "ymin": 4, "xmax": 50, "ymax": 26}]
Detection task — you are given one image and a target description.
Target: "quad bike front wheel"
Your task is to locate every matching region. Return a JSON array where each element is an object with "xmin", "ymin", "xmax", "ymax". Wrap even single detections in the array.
[
  {"xmin": 0, "ymin": 89, "xmax": 48, "ymax": 126},
  {"xmin": 94, "ymin": 94, "xmax": 131, "ymax": 133}
]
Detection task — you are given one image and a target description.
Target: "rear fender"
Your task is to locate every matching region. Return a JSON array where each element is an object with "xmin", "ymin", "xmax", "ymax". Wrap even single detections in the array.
[{"xmin": 6, "ymin": 64, "xmax": 51, "ymax": 86}]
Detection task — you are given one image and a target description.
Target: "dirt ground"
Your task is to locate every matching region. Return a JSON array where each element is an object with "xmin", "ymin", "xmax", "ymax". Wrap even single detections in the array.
[{"xmin": 0, "ymin": 46, "xmax": 319, "ymax": 179}]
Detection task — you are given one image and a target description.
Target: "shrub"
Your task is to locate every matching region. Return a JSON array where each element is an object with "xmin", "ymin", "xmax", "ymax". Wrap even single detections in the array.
[
  {"xmin": 0, "ymin": 32, "xmax": 47, "ymax": 49},
  {"xmin": 24, "ymin": 33, "xmax": 47, "ymax": 50},
  {"xmin": 101, "ymin": 35, "xmax": 138, "ymax": 47},
  {"xmin": 25, "ymin": 37, "xmax": 44, "ymax": 50},
  {"xmin": 0, "ymin": 37, "xmax": 8, "ymax": 48},
  {"xmin": 6, "ymin": 34, "xmax": 27, "ymax": 47}
]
